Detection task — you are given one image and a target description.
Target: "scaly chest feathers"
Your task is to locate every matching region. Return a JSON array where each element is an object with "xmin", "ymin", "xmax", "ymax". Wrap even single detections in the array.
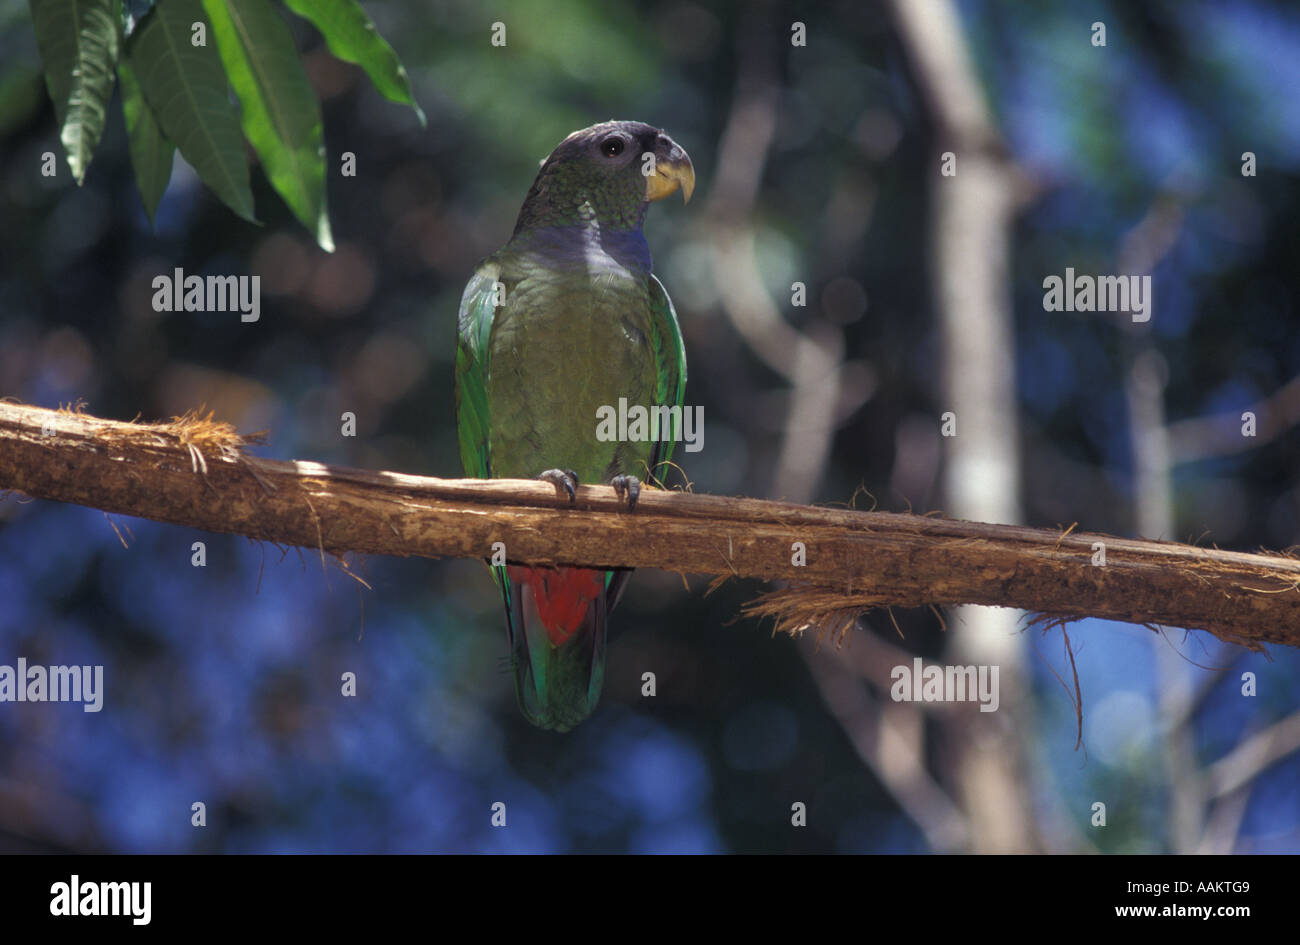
[{"xmin": 486, "ymin": 250, "xmax": 660, "ymax": 483}]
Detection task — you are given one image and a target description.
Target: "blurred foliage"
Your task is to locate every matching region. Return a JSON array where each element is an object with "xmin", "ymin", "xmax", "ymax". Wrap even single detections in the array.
[{"xmin": 0, "ymin": 0, "xmax": 1297, "ymax": 852}]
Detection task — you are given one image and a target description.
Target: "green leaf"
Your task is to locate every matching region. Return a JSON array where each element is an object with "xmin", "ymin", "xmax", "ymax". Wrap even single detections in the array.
[
  {"xmin": 282, "ymin": 0, "xmax": 425, "ymax": 127},
  {"xmin": 202, "ymin": 0, "xmax": 332, "ymax": 251},
  {"xmin": 117, "ymin": 57, "xmax": 173, "ymax": 226},
  {"xmin": 126, "ymin": 0, "xmax": 256, "ymax": 222},
  {"xmin": 29, "ymin": 0, "xmax": 121, "ymax": 183}
]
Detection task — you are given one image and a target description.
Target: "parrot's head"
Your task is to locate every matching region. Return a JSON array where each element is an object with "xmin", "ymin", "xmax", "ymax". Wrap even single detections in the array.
[{"xmin": 513, "ymin": 120, "xmax": 695, "ymax": 236}]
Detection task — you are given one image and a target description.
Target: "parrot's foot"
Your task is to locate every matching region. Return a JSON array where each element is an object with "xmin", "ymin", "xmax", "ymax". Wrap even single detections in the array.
[
  {"xmin": 538, "ymin": 468, "xmax": 579, "ymax": 506},
  {"xmin": 611, "ymin": 474, "xmax": 641, "ymax": 511}
]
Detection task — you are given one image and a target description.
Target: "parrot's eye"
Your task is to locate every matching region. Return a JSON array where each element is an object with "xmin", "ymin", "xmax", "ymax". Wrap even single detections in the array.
[{"xmin": 600, "ymin": 137, "xmax": 625, "ymax": 158}]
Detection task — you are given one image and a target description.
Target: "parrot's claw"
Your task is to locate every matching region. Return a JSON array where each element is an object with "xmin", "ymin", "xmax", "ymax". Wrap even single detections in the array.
[
  {"xmin": 610, "ymin": 474, "xmax": 641, "ymax": 511},
  {"xmin": 538, "ymin": 468, "xmax": 579, "ymax": 506}
]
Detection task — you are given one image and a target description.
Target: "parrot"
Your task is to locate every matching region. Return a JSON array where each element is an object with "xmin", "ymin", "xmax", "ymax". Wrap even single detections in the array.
[{"xmin": 454, "ymin": 120, "xmax": 695, "ymax": 732}]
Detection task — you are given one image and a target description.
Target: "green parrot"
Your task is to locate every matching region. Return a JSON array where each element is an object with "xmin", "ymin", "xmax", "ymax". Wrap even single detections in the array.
[{"xmin": 455, "ymin": 120, "xmax": 695, "ymax": 732}]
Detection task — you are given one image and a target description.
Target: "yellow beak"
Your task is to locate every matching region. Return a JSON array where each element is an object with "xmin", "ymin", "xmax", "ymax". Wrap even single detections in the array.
[{"xmin": 645, "ymin": 139, "xmax": 695, "ymax": 204}]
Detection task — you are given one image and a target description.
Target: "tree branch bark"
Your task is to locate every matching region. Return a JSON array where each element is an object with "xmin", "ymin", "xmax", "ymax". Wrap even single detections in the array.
[{"xmin": 2, "ymin": 402, "xmax": 1298, "ymax": 648}]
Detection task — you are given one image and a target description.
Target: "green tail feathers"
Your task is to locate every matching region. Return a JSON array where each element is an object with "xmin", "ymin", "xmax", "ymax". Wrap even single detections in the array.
[{"xmin": 494, "ymin": 565, "xmax": 608, "ymax": 731}]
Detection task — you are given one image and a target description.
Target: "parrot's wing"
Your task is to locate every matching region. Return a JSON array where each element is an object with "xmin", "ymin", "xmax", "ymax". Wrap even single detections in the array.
[
  {"xmin": 601, "ymin": 275, "xmax": 685, "ymax": 620},
  {"xmin": 646, "ymin": 272, "xmax": 687, "ymax": 480},
  {"xmin": 455, "ymin": 260, "xmax": 519, "ymax": 622},
  {"xmin": 455, "ymin": 260, "xmax": 502, "ymax": 479}
]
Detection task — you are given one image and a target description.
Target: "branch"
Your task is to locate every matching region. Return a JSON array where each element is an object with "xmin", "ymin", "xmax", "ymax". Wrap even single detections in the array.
[
  {"xmin": 1205, "ymin": 709, "xmax": 1300, "ymax": 801},
  {"xmin": 1169, "ymin": 373, "xmax": 1300, "ymax": 464},
  {"xmin": 798, "ymin": 635, "xmax": 970, "ymax": 852},
  {"xmin": 2, "ymin": 402, "xmax": 1299, "ymax": 648}
]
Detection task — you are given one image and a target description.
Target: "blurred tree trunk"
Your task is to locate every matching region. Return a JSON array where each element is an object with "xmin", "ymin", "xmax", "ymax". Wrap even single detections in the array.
[{"xmin": 887, "ymin": 0, "xmax": 1041, "ymax": 853}]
